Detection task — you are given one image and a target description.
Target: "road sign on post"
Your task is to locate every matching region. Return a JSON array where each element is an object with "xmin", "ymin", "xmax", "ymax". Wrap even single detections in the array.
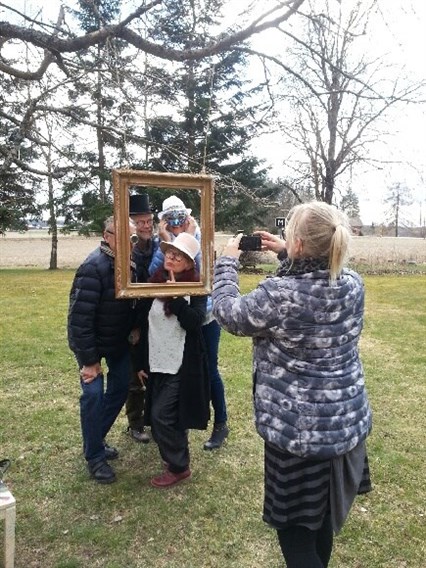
[{"xmin": 275, "ymin": 217, "xmax": 286, "ymax": 228}]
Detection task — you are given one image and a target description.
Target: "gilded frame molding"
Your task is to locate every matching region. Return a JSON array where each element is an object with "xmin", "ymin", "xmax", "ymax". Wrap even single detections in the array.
[{"xmin": 112, "ymin": 169, "xmax": 215, "ymax": 298}]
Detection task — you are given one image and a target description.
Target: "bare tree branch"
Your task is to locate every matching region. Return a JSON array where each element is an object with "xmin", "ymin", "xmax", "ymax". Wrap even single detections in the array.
[
  {"xmin": 0, "ymin": 5, "xmax": 67, "ymax": 79},
  {"xmin": 0, "ymin": 1, "xmax": 307, "ymax": 79}
]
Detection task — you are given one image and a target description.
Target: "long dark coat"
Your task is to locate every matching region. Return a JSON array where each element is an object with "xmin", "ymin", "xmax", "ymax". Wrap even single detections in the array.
[{"xmin": 138, "ymin": 294, "xmax": 210, "ymax": 431}]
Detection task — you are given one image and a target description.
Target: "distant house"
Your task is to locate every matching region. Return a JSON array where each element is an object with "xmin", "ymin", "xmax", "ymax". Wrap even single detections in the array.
[{"xmin": 349, "ymin": 216, "xmax": 363, "ymax": 236}]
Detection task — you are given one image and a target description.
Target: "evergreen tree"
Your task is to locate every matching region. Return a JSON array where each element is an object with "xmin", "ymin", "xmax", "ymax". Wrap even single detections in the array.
[
  {"xmin": 0, "ymin": 75, "xmax": 41, "ymax": 232},
  {"xmin": 340, "ymin": 187, "xmax": 361, "ymax": 219},
  {"xmin": 0, "ymin": 171, "xmax": 39, "ymax": 233},
  {"xmin": 140, "ymin": 0, "xmax": 271, "ymax": 232},
  {"xmin": 0, "ymin": 0, "xmax": 319, "ymax": 237},
  {"xmin": 66, "ymin": 0, "xmax": 127, "ymax": 228}
]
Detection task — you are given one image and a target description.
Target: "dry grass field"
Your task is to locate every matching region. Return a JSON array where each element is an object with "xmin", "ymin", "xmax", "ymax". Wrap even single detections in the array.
[{"xmin": 0, "ymin": 230, "xmax": 425, "ymax": 269}]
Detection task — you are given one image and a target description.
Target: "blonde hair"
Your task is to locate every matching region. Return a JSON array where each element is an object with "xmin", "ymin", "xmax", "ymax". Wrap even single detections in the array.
[{"xmin": 285, "ymin": 201, "xmax": 351, "ymax": 282}]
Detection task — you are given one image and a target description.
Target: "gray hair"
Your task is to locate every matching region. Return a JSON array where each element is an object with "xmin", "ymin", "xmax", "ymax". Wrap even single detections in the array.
[{"xmin": 104, "ymin": 216, "xmax": 114, "ymax": 232}]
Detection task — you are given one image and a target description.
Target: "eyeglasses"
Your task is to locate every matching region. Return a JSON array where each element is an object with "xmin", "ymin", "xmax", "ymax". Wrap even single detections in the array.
[
  {"xmin": 105, "ymin": 229, "xmax": 115, "ymax": 235},
  {"xmin": 164, "ymin": 250, "xmax": 185, "ymax": 262},
  {"xmin": 134, "ymin": 219, "xmax": 153, "ymax": 227}
]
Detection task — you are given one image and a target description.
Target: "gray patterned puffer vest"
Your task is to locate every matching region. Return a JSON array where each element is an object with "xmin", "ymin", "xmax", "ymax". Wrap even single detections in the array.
[{"xmin": 212, "ymin": 256, "xmax": 372, "ymax": 459}]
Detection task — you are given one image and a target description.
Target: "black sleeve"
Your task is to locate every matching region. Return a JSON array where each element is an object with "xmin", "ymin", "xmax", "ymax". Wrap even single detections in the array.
[
  {"xmin": 168, "ymin": 295, "xmax": 207, "ymax": 332},
  {"xmin": 67, "ymin": 261, "xmax": 102, "ymax": 365},
  {"xmin": 134, "ymin": 298, "xmax": 152, "ymax": 372}
]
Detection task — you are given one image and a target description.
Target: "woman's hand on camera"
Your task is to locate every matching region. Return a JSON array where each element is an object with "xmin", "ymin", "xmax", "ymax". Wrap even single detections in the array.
[
  {"xmin": 158, "ymin": 219, "xmax": 171, "ymax": 241},
  {"xmin": 185, "ymin": 215, "xmax": 197, "ymax": 235},
  {"xmin": 254, "ymin": 231, "xmax": 286, "ymax": 255},
  {"xmin": 221, "ymin": 234, "xmax": 243, "ymax": 259}
]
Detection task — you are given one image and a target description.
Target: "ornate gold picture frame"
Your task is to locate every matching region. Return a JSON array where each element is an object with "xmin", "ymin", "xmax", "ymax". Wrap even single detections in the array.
[{"xmin": 112, "ymin": 169, "xmax": 215, "ymax": 298}]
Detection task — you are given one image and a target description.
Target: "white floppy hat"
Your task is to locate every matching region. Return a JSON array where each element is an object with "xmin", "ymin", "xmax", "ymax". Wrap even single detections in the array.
[
  {"xmin": 158, "ymin": 195, "xmax": 192, "ymax": 220},
  {"xmin": 160, "ymin": 232, "xmax": 200, "ymax": 262}
]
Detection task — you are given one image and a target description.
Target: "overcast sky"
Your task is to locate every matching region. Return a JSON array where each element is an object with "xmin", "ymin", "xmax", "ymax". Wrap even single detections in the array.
[
  {"xmin": 3, "ymin": 0, "xmax": 426, "ymax": 226},
  {"xmin": 243, "ymin": 1, "xmax": 426, "ymax": 226}
]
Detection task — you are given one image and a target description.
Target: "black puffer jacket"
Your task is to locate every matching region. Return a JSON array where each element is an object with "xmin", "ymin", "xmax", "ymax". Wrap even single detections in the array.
[{"xmin": 68, "ymin": 244, "xmax": 136, "ymax": 366}]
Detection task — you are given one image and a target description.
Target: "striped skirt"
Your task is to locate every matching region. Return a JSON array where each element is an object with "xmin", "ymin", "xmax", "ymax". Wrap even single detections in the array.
[{"xmin": 263, "ymin": 441, "xmax": 371, "ymax": 533}]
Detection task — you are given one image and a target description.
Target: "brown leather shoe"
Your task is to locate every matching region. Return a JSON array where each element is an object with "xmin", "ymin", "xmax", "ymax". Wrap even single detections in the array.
[{"xmin": 150, "ymin": 468, "xmax": 191, "ymax": 488}]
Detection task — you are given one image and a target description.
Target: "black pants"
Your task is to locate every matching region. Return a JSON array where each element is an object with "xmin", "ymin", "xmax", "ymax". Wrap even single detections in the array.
[
  {"xmin": 125, "ymin": 347, "xmax": 146, "ymax": 431},
  {"xmin": 150, "ymin": 372, "xmax": 189, "ymax": 473},
  {"xmin": 276, "ymin": 515, "xmax": 333, "ymax": 568}
]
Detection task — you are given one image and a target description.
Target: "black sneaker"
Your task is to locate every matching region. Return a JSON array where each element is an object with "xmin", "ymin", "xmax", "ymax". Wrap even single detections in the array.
[
  {"xmin": 103, "ymin": 441, "xmax": 119, "ymax": 460},
  {"xmin": 88, "ymin": 460, "xmax": 116, "ymax": 484},
  {"xmin": 203, "ymin": 423, "xmax": 229, "ymax": 450}
]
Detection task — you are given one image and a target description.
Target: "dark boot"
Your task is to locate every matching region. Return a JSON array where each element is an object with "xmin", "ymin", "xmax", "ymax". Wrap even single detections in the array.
[
  {"xmin": 103, "ymin": 441, "xmax": 119, "ymax": 460},
  {"xmin": 203, "ymin": 423, "xmax": 229, "ymax": 450},
  {"xmin": 88, "ymin": 460, "xmax": 116, "ymax": 484}
]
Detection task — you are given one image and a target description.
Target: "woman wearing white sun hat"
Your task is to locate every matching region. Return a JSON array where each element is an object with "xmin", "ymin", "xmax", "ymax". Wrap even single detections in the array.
[
  {"xmin": 137, "ymin": 232, "xmax": 210, "ymax": 488},
  {"xmin": 149, "ymin": 195, "xmax": 230, "ymax": 451}
]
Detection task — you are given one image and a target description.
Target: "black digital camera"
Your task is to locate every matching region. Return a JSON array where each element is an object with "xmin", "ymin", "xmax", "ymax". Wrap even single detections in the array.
[{"xmin": 238, "ymin": 234, "xmax": 262, "ymax": 251}]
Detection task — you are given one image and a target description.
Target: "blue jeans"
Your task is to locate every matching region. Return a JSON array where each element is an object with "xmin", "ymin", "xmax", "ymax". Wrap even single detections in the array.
[
  {"xmin": 202, "ymin": 319, "xmax": 227, "ymax": 424},
  {"xmin": 79, "ymin": 350, "xmax": 131, "ymax": 464}
]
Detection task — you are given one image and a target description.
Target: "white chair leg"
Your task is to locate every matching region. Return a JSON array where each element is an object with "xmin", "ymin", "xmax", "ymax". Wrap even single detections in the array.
[
  {"xmin": 1, "ymin": 482, "xmax": 16, "ymax": 568},
  {"xmin": 4, "ymin": 503, "xmax": 16, "ymax": 568}
]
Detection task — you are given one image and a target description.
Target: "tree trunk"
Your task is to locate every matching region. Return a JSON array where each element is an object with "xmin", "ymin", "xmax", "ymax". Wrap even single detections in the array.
[
  {"xmin": 324, "ymin": 70, "xmax": 339, "ymax": 204},
  {"xmin": 47, "ymin": 144, "xmax": 58, "ymax": 270},
  {"xmin": 395, "ymin": 192, "xmax": 400, "ymax": 237},
  {"xmin": 323, "ymin": 162, "xmax": 336, "ymax": 205}
]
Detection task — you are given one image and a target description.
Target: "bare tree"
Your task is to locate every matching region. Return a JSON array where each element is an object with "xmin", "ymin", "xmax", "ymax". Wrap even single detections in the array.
[{"xmin": 243, "ymin": 0, "xmax": 426, "ymax": 205}]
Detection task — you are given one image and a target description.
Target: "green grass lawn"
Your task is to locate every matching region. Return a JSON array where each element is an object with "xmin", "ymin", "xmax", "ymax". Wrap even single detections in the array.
[{"xmin": 0, "ymin": 269, "xmax": 425, "ymax": 568}]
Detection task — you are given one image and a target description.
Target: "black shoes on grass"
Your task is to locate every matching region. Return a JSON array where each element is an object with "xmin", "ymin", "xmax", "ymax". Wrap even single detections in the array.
[
  {"xmin": 88, "ymin": 460, "xmax": 116, "ymax": 484},
  {"xmin": 203, "ymin": 423, "xmax": 229, "ymax": 450}
]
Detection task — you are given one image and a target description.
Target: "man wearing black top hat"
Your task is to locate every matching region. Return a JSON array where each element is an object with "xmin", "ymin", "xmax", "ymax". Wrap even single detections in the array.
[
  {"xmin": 125, "ymin": 193, "xmax": 160, "ymax": 443},
  {"xmin": 129, "ymin": 193, "xmax": 159, "ymax": 283}
]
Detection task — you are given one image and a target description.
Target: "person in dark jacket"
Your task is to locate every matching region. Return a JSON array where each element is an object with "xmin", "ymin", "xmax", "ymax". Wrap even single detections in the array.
[
  {"xmin": 137, "ymin": 232, "xmax": 210, "ymax": 488},
  {"xmin": 212, "ymin": 202, "xmax": 372, "ymax": 568},
  {"xmin": 125, "ymin": 193, "xmax": 160, "ymax": 444},
  {"xmin": 68, "ymin": 216, "xmax": 138, "ymax": 484}
]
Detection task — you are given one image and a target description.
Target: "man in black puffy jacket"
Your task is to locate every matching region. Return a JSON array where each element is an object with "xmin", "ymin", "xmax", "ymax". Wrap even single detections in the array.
[{"xmin": 68, "ymin": 216, "xmax": 137, "ymax": 484}]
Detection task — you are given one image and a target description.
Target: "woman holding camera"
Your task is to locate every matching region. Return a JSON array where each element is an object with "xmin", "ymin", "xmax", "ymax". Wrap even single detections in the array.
[
  {"xmin": 148, "ymin": 195, "xmax": 201, "ymax": 274},
  {"xmin": 212, "ymin": 201, "xmax": 372, "ymax": 567}
]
